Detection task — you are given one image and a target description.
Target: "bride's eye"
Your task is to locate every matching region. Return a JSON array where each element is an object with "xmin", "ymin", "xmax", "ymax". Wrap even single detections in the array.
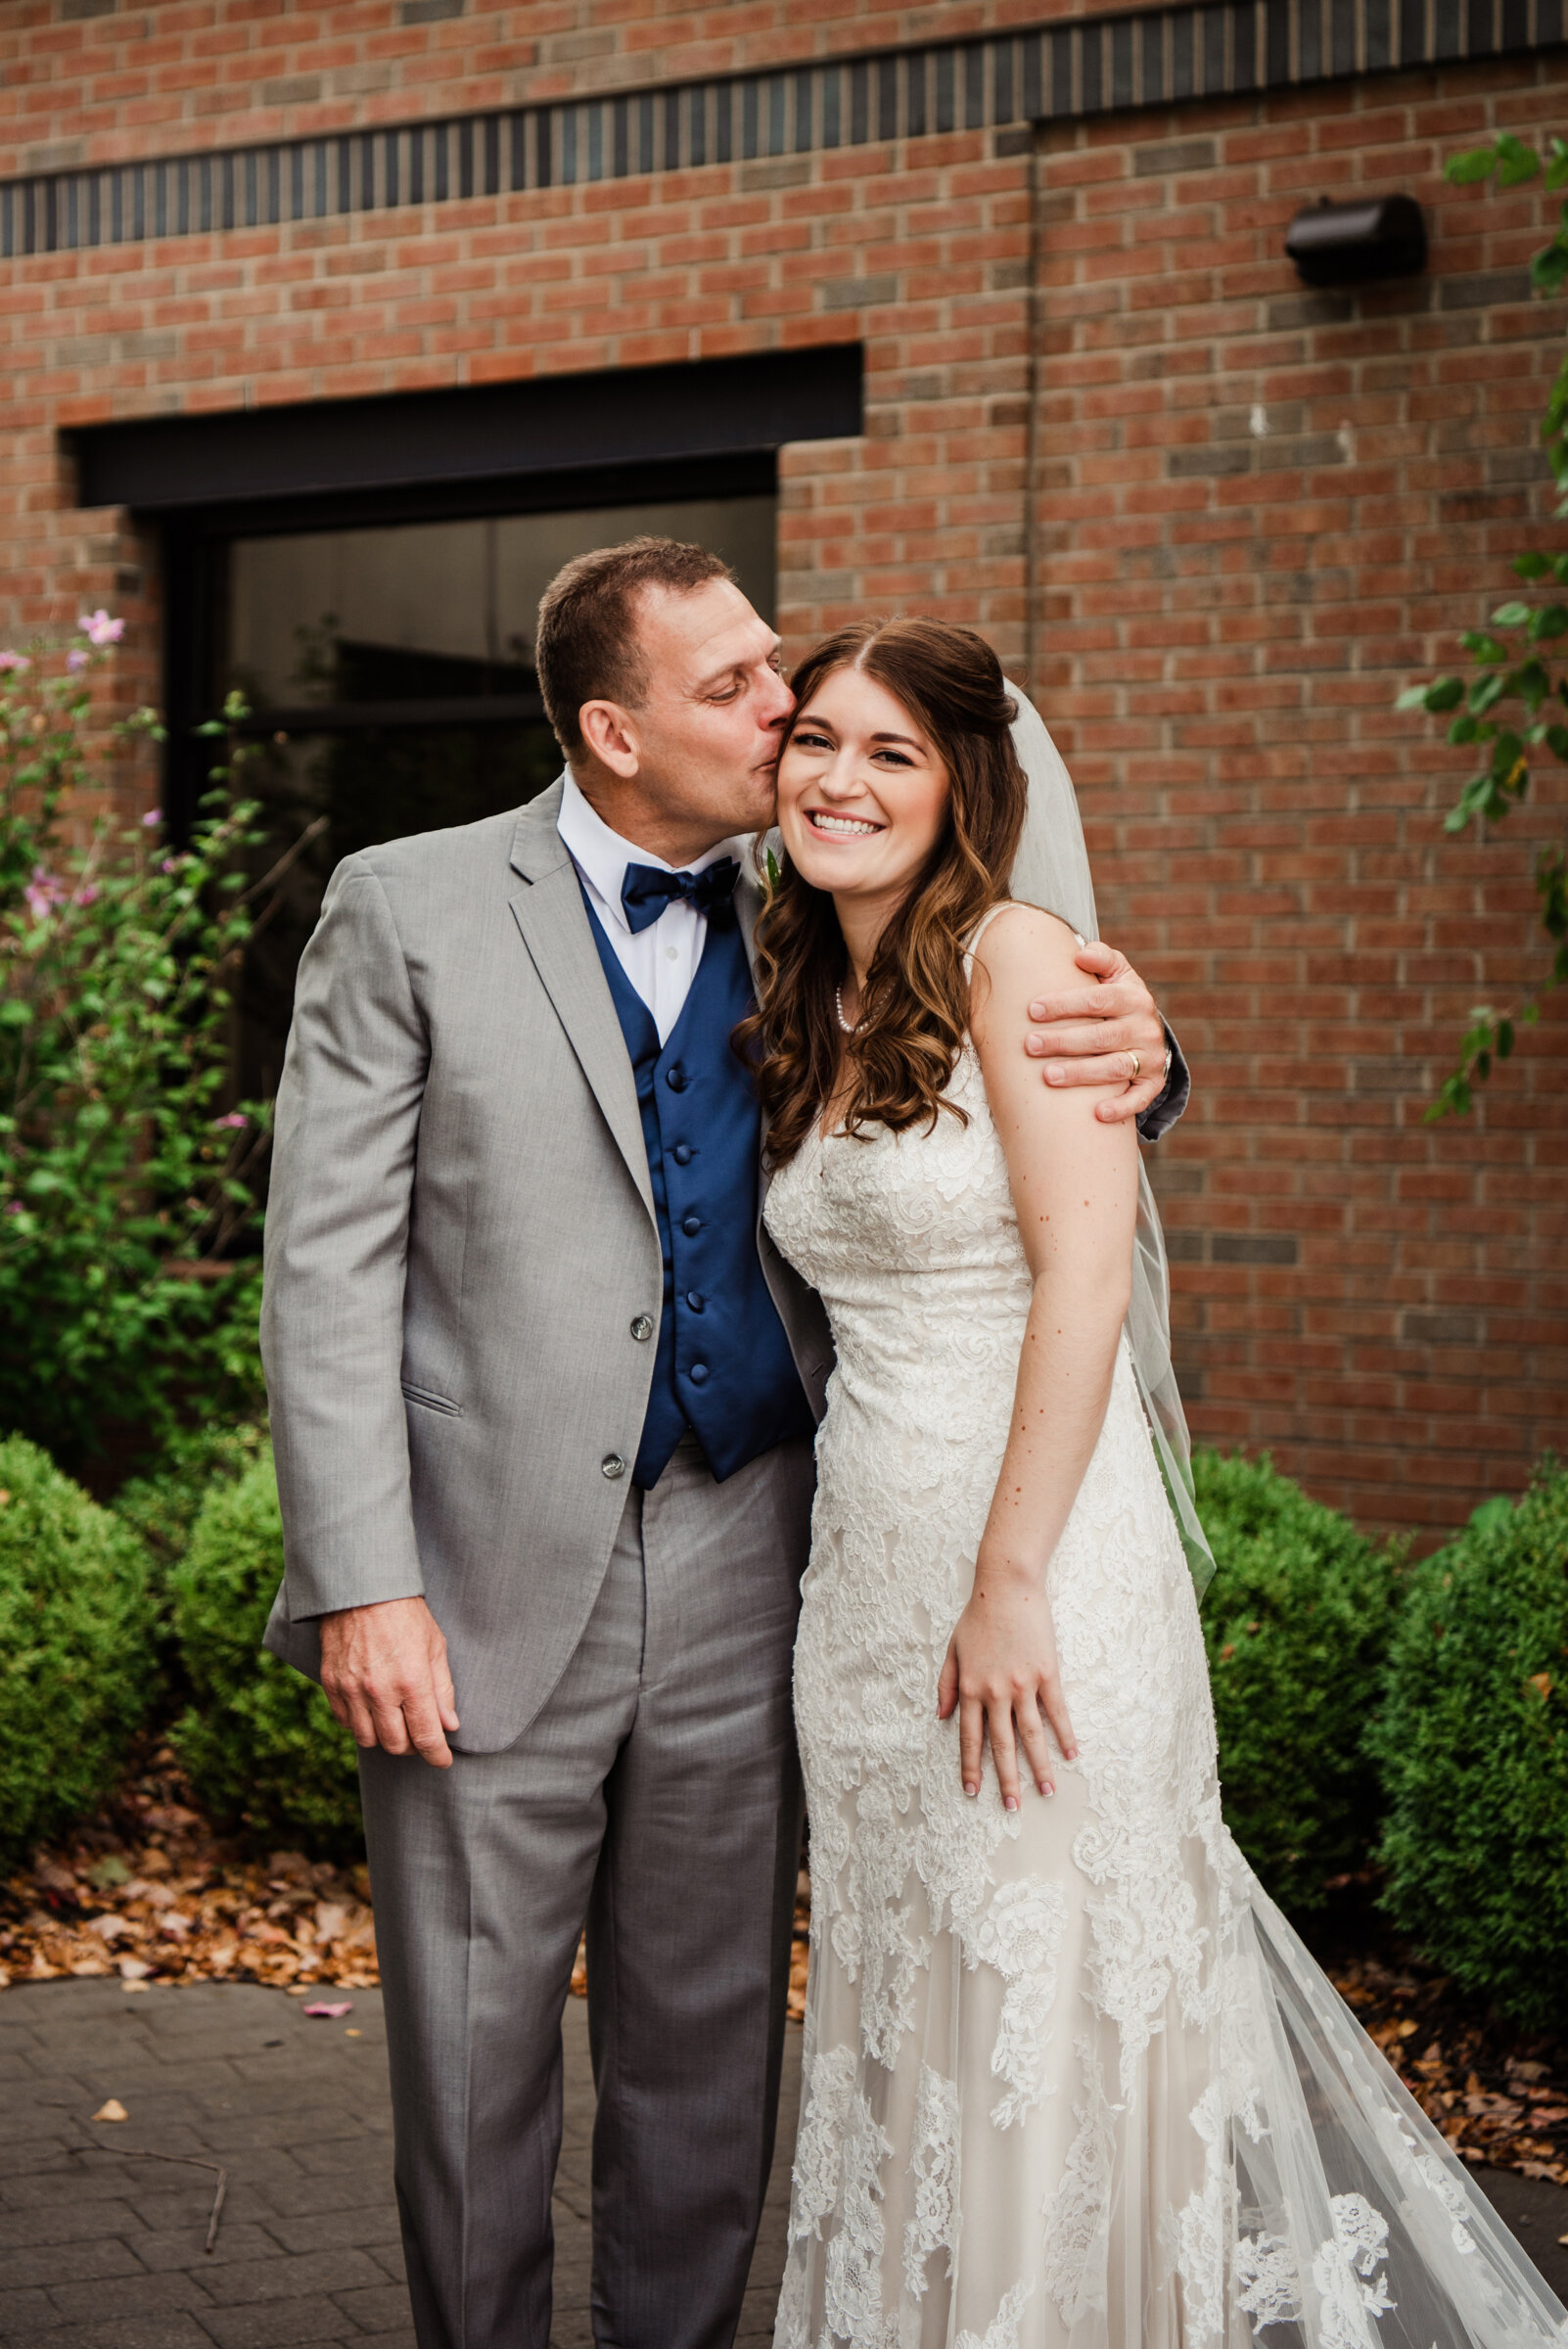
[{"xmin": 792, "ymin": 728, "xmax": 834, "ymax": 752}]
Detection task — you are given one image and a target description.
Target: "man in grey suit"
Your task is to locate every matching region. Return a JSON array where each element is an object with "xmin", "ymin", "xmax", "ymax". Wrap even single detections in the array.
[{"xmin": 260, "ymin": 537, "xmax": 1184, "ymax": 2349}]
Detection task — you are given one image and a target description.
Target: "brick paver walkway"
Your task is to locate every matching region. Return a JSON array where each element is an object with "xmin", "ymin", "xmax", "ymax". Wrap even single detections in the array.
[
  {"xmin": 0, "ymin": 1977, "xmax": 798, "ymax": 2349},
  {"xmin": 3, "ymin": 1976, "xmax": 1563, "ymax": 2348}
]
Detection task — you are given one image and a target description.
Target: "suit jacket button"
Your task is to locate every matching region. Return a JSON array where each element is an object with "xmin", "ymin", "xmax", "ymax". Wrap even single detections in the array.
[
  {"xmin": 629, "ymin": 1314, "xmax": 654, "ymax": 1342},
  {"xmin": 602, "ymin": 1453, "xmax": 626, "ymax": 1479},
  {"xmin": 688, "ymin": 1362, "xmax": 709, "ymax": 1386}
]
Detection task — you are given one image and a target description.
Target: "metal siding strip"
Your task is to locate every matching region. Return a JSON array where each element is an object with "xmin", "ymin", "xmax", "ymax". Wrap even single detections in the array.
[
  {"xmin": 1466, "ymin": 0, "xmax": 1498, "ymax": 46},
  {"xmin": 1333, "ymin": 0, "xmax": 1359, "ymax": 68},
  {"xmin": 1539, "ymin": 0, "xmax": 1562, "ymax": 41},
  {"xmin": 1112, "ymin": 17, "xmax": 1134, "ymax": 101},
  {"xmin": 87, "ymin": 171, "xmax": 102, "ymax": 246},
  {"xmin": 458, "ymin": 117, "xmax": 473, "ymax": 197},
  {"xmin": 767, "ymin": 73, "xmax": 786, "ymax": 154},
  {"xmin": 876, "ymin": 53, "xmax": 899, "ymax": 138},
  {"xmin": 851, "ymin": 58, "xmax": 870, "ymax": 140},
  {"xmin": 822, "ymin": 62, "xmax": 841, "ymax": 147},
  {"xmin": 111, "ymin": 168, "xmax": 123, "ymax": 243},
  {"xmin": 638, "ymin": 91, "xmax": 655, "ymax": 171},
  {"xmin": 1500, "ymin": 0, "xmax": 1529, "ymax": 42},
  {"xmin": 993, "ymin": 36, "xmax": 1016, "ymax": 120},
  {"xmin": 1, "ymin": 186, "xmax": 11, "ymax": 261},
  {"xmin": 1200, "ymin": 3, "xmax": 1225, "ymax": 84},
  {"xmin": 665, "ymin": 85, "xmax": 681, "ymax": 167},
  {"xmin": 562, "ymin": 106, "xmax": 578, "ymax": 184},
  {"xmin": 1299, "ymin": 0, "xmax": 1323, "ymax": 76},
  {"xmin": 794, "ymin": 69, "xmax": 813, "ymax": 151},
  {"xmin": 435, "ymin": 121, "xmax": 450, "ymax": 200},
  {"xmin": 906, "ymin": 48, "xmax": 928, "ymax": 136},
  {"xmin": 1434, "ymin": 0, "xmax": 1461, "ymax": 50},
  {"xmin": 742, "ymin": 79, "xmax": 760, "ymax": 159},
  {"xmin": 484, "ymin": 113, "xmax": 499, "ymax": 194},
  {"xmin": 1082, "ymin": 19, "xmax": 1104, "ymax": 106},
  {"xmin": 1234, "ymin": 0, "xmax": 1259, "ymax": 81},
  {"xmin": 536, "ymin": 108, "xmax": 554, "ymax": 189},
  {"xmin": 715, "ymin": 80, "xmax": 733, "ymax": 162},
  {"xmin": 1021, "ymin": 28, "xmax": 1044, "ymax": 115},
  {"xmin": 681, "ymin": 85, "xmax": 699, "ymax": 167},
  {"xmin": 1171, "ymin": 8, "xmax": 1195, "ymax": 89},
  {"xmin": 935, "ymin": 46, "xmax": 955, "ymax": 130},
  {"xmin": 964, "ymin": 41, "xmax": 986, "ymax": 124},
  {"xmin": 1265, "ymin": 0, "xmax": 1291, "ymax": 73},
  {"xmin": 1365, "ymin": 0, "xmax": 1394, "ymax": 64},
  {"xmin": 1049, "ymin": 23, "xmax": 1074, "ymax": 109}
]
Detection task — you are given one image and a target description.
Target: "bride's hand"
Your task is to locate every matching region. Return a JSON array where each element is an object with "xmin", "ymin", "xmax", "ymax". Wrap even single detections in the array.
[{"xmin": 937, "ymin": 1555, "xmax": 1078, "ymax": 1809}]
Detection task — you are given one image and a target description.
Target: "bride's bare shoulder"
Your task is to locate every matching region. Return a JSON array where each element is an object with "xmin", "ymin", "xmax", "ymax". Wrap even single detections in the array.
[{"xmin": 968, "ymin": 901, "xmax": 1083, "ymax": 1035}]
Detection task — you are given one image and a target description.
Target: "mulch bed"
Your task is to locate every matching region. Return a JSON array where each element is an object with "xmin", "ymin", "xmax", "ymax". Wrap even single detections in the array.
[{"xmin": 3, "ymin": 1757, "xmax": 1560, "ymax": 2186}]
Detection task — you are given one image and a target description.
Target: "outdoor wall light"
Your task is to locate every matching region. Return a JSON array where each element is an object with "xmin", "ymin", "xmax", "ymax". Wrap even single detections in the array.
[{"xmin": 1285, "ymin": 195, "xmax": 1427, "ymax": 286}]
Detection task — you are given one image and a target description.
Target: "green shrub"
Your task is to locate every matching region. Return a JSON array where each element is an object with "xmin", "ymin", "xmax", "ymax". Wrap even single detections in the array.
[
  {"xmin": 1195, "ymin": 1449, "xmax": 1405, "ymax": 1914},
  {"xmin": 170, "ymin": 1442, "xmax": 363, "ymax": 1858},
  {"xmin": 0, "ymin": 1432, "xmax": 159, "ymax": 1866},
  {"xmin": 115, "ymin": 1418, "xmax": 269, "ymax": 1584},
  {"xmin": 1372, "ymin": 1464, "xmax": 1568, "ymax": 2035}
]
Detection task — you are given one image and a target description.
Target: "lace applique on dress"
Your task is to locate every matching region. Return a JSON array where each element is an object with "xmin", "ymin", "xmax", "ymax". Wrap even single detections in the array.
[{"xmin": 765, "ymin": 1030, "xmax": 1568, "ymax": 2349}]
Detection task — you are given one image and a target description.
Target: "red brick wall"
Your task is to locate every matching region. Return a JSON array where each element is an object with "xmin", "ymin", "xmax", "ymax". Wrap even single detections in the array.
[
  {"xmin": 1, "ymin": 0, "xmax": 1149, "ymax": 178},
  {"xmin": 1036, "ymin": 60, "xmax": 1568, "ymax": 1535},
  {"xmin": 0, "ymin": 11, "xmax": 1564, "ymax": 1534}
]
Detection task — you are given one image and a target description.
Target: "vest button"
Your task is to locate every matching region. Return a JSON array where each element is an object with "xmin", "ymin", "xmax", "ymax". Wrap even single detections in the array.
[
  {"xmin": 629, "ymin": 1314, "xmax": 654, "ymax": 1342},
  {"xmin": 666, "ymin": 1065, "xmax": 687, "ymax": 1092},
  {"xmin": 685, "ymin": 1289, "xmax": 705, "ymax": 1313},
  {"xmin": 681, "ymin": 1213, "xmax": 702, "ymax": 1237},
  {"xmin": 672, "ymin": 1142, "xmax": 693, "ymax": 1166},
  {"xmin": 688, "ymin": 1362, "xmax": 709, "ymax": 1386},
  {"xmin": 601, "ymin": 1453, "xmax": 626, "ymax": 1480}
]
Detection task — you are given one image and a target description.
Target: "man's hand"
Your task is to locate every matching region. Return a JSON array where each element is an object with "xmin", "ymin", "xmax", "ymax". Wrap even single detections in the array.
[
  {"xmin": 318, "ymin": 1595, "xmax": 459, "ymax": 1769},
  {"xmin": 1024, "ymin": 940, "xmax": 1168, "ymax": 1125}
]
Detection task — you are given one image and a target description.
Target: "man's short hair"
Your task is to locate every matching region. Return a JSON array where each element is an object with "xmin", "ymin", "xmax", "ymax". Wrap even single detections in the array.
[{"xmin": 533, "ymin": 535, "xmax": 735, "ymax": 760}]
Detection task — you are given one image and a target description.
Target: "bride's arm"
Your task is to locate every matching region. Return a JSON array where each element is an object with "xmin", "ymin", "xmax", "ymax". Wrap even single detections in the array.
[{"xmin": 937, "ymin": 903, "xmax": 1139, "ymax": 1810}]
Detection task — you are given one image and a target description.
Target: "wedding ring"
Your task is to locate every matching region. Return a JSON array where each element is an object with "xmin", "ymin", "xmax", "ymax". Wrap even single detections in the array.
[{"xmin": 1129, "ymin": 1050, "xmax": 1141, "ymax": 1081}]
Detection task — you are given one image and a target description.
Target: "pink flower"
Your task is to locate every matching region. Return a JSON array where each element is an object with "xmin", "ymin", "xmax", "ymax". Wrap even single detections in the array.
[
  {"xmin": 79, "ymin": 610, "xmax": 124, "ymax": 647},
  {"xmin": 0, "ymin": 651, "xmax": 30, "ymax": 673},
  {"xmin": 161, "ymin": 857, "xmax": 179, "ymax": 873},
  {"xmin": 73, "ymin": 884, "xmax": 100, "ymax": 906},
  {"xmin": 213, "ymin": 1112, "xmax": 249, "ymax": 1129},
  {"xmin": 66, "ymin": 648, "xmax": 88, "ymax": 673},
  {"xmin": 24, "ymin": 865, "xmax": 66, "ymax": 922},
  {"xmin": 141, "ymin": 808, "xmax": 161, "ymax": 829}
]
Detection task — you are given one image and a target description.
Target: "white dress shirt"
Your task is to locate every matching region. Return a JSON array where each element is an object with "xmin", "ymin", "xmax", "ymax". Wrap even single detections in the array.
[{"xmin": 557, "ymin": 771, "xmax": 749, "ymax": 1046}]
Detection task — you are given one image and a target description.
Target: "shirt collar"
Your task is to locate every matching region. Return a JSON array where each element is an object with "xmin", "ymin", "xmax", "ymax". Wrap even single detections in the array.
[{"xmin": 557, "ymin": 771, "xmax": 748, "ymax": 936}]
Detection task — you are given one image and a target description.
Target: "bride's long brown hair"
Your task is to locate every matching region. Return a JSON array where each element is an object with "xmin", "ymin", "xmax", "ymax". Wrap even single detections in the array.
[{"xmin": 736, "ymin": 618, "xmax": 1029, "ymax": 1164}]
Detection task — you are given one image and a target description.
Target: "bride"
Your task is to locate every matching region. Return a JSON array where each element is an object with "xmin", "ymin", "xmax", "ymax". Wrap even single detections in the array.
[{"xmin": 745, "ymin": 618, "xmax": 1567, "ymax": 2349}]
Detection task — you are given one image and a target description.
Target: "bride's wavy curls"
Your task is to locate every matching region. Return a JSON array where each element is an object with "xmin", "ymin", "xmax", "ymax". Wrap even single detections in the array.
[{"xmin": 736, "ymin": 619, "xmax": 1029, "ymax": 1164}]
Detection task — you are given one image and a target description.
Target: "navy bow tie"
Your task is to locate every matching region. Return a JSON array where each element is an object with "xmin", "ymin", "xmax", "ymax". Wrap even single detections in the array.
[{"xmin": 620, "ymin": 856, "xmax": 741, "ymax": 936}]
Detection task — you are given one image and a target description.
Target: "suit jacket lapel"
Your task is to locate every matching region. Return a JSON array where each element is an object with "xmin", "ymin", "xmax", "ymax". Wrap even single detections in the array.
[{"xmin": 508, "ymin": 782, "xmax": 656, "ymax": 1226}]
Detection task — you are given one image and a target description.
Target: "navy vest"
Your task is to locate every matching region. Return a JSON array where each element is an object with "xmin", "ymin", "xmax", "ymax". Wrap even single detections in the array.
[{"xmin": 581, "ymin": 890, "xmax": 815, "ymax": 1489}]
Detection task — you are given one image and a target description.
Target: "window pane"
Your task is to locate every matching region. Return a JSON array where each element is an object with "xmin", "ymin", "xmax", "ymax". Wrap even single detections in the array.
[{"xmin": 226, "ymin": 495, "xmax": 776, "ymax": 710}]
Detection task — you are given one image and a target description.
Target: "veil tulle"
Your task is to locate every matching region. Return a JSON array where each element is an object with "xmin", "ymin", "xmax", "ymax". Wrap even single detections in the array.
[{"xmin": 1005, "ymin": 683, "xmax": 1218, "ymax": 1600}]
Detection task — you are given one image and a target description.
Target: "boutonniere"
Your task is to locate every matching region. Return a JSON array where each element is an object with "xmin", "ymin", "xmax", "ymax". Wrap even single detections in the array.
[{"xmin": 764, "ymin": 846, "xmax": 782, "ymax": 898}]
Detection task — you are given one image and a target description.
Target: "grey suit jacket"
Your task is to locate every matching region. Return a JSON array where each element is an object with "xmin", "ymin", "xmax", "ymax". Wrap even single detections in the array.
[{"xmin": 260, "ymin": 780, "xmax": 833, "ymax": 1752}]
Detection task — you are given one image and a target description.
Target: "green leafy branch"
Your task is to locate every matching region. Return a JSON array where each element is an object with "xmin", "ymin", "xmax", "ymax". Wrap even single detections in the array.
[{"xmin": 1399, "ymin": 133, "xmax": 1568, "ymax": 1117}]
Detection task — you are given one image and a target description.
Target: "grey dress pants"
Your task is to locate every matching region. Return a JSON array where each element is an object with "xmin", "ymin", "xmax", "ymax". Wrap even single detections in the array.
[{"xmin": 357, "ymin": 1433, "xmax": 815, "ymax": 2349}]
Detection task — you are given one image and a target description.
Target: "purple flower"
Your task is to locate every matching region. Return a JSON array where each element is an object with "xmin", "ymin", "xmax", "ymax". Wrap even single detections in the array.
[
  {"xmin": 79, "ymin": 610, "xmax": 125, "ymax": 647},
  {"xmin": 66, "ymin": 648, "xmax": 88, "ymax": 673},
  {"xmin": 213, "ymin": 1112, "xmax": 249, "ymax": 1130},
  {"xmin": 73, "ymin": 884, "xmax": 100, "ymax": 906},
  {"xmin": 141, "ymin": 807, "xmax": 161, "ymax": 829},
  {"xmin": 161, "ymin": 857, "xmax": 179, "ymax": 874},
  {"xmin": 0, "ymin": 651, "xmax": 30, "ymax": 673}
]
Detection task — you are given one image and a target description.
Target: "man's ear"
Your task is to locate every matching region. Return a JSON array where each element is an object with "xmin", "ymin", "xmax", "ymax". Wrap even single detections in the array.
[{"xmin": 578, "ymin": 699, "xmax": 641, "ymax": 779}]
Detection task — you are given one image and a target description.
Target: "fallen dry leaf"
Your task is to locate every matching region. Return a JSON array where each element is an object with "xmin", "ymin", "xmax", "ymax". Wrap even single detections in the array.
[
  {"xmin": 91, "ymin": 2099, "xmax": 127, "ymax": 2123},
  {"xmin": 0, "ymin": 1746, "xmax": 378, "ymax": 1999}
]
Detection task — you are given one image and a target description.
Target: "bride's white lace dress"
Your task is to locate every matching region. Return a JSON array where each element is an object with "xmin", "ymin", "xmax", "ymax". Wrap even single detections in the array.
[{"xmin": 762, "ymin": 998, "xmax": 1566, "ymax": 2349}]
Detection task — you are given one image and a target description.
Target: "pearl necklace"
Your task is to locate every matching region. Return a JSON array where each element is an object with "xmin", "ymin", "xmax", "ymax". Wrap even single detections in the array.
[{"xmin": 835, "ymin": 984, "xmax": 861, "ymax": 1036}]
